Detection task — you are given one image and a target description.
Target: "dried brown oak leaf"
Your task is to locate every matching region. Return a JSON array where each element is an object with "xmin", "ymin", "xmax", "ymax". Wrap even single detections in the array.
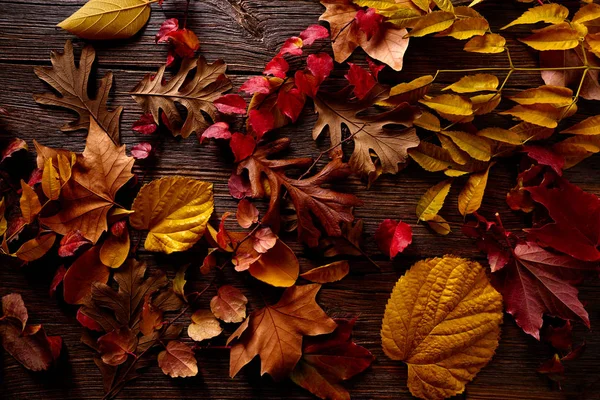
[
  {"xmin": 236, "ymin": 137, "xmax": 362, "ymax": 247},
  {"xmin": 313, "ymin": 87, "xmax": 420, "ymax": 180},
  {"xmin": 34, "ymin": 41, "xmax": 123, "ymax": 144},
  {"xmin": 37, "ymin": 119, "xmax": 134, "ymax": 244},
  {"xmin": 131, "ymin": 57, "xmax": 232, "ymax": 138},
  {"xmin": 228, "ymin": 284, "xmax": 336, "ymax": 380}
]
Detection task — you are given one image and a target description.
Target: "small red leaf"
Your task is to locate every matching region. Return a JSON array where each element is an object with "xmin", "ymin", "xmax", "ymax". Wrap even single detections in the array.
[
  {"xmin": 367, "ymin": 57, "xmax": 385, "ymax": 79},
  {"xmin": 307, "ymin": 53, "xmax": 333, "ymax": 84},
  {"xmin": 76, "ymin": 308, "xmax": 103, "ymax": 332},
  {"xmin": 277, "ymin": 87, "xmax": 305, "ymax": 122},
  {"xmin": 375, "ymin": 219, "xmax": 413, "ymax": 259},
  {"xmin": 355, "ymin": 8, "xmax": 384, "ymax": 40},
  {"xmin": 295, "ymin": 70, "xmax": 320, "ymax": 98},
  {"xmin": 49, "ymin": 265, "xmax": 67, "ymax": 298},
  {"xmin": 248, "ymin": 109, "xmax": 275, "ymax": 138},
  {"xmin": 201, "ymin": 122, "xmax": 232, "ymax": 143},
  {"xmin": 299, "ymin": 24, "xmax": 329, "ymax": 46},
  {"xmin": 523, "ymin": 145, "xmax": 564, "ymax": 176},
  {"xmin": 131, "ymin": 142, "xmax": 152, "ymax": 160},
  {"xmin": 240, "ymin": 76, "xmax": 272, "ymax": 95},
  {"xmin": 278, "ymin": 37, "xmax": 303, "ymax": 56},
  {"xmin": 156, "ymin": 18, "xmax": 179, "ymax": 43},
  {"xmin": 58, "ymin": 231, "xmax": 90, "ymax": 258},
  {"xmin": 132, "ymin": 113, "xmax": 158, "ymax": 135},
  {"xmin": 264, "ymin": 56, "xmax": 289, "ymax": 79},
  {"xmin": 1, "ymin": 138, "xmax": 28, "ymax": 164},
  {"xmin": 345, "ymin": 63, "xmax": 376, "ymax": 100},
  {"xmin": 214, "ymin": 94, "xmax": 247, "ymax": 115},
  {"xmin": 228, "ymin": 172, "xmax": 251, "ymax": 199},
  {"xmin": 230, "ymin": 133, "xmax": 256, "ymax": 163}
]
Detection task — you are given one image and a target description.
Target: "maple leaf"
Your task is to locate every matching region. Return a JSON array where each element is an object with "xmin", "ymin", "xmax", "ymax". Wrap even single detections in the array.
[
  {"xmin": 34, "ymin": 41, "xmax": 123, "ymax": 144},
  {"xmin": 37, "ymin": 120, "xmax": 134, "ymax": 244},
  {"xmin": 131, "ymin": 57, "xmax": 232, "ymax": 138},
  {"xmin": 381, "ymin": 256, "xmax": 503, "ymax": 400},
  {"xmin": 228, "ymin": 284, "xmax": 336, "ymax": 380},
  {"xmin": 290, "ymin": 319, "xmax": 374, "ymax": 400},
  {"xmin": 313, "ymin": 87, "xmax": 420, "ymax": 180}
]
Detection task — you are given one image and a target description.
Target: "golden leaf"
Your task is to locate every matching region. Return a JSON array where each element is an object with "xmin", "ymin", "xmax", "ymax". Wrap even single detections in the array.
[
  {"xmin": 57, "ymin": 0, "xmax": 151, "ymax": 40},
  {"xmin": 42, "ymin": 158, "xmax": 60, "ymax": 201},
  {"xmin": 427, "ymin": 215, "xmax": 451, "ymax": 235},
  {"xmin": 19, "ymin": 180, "xmax": 41, "ymax": 224},
  {"xmin": 381, "ymin": 256, "xmax": 503, "ymax": 400},
  {"xmin": 477, "ymin": 127, "xmax": 524, "ymax": 145},
  {"xmin": 433, "ymin": 0, "xmax": 453, "ymax": 13},
  {"xmin": 57, "ymin": 153, "xmax": 76, "ymax": 184},
  {"xmin": 414, "ymin": 111, "xmax": 441, "ymax": 132},
  {"xmin": 408, "ymin": 142, "xmax": 457, "ymax": 172},
  {"xmin": 508, "ymin": 85, "xmax": 573, "ymax": 106},
  {"xmin": 562, "ymin": 115, "xmax": 600, "ymax": 135},
  {"xmin": 408, "ymin": 11, "xmax": 456, "ymax": 37},
  {"xmin": 387, "ymin": 8, "xmax": 424, "ymax": 29},
  {"xmin": 458, "ymin": 164, "xmax": 492, "ymax": 216},
  {"xmin": 519, "ymin": 24, "xmax": 579, "ymax": 51},
  {"xmin": 300, "ymin": 260, "xmax": 350, "ymax": 284},
  {"xmin": 443, "ymin": 74, "xmax": 499, "ymax": 93},
  {"xmin": 419, "ymin": 94, "xmax": 473, "ymax": 116},
  {"xmin": 437, "ymin": 134, "xmax": 470, "ymax": 165},
  {"xmin": 13, "ymin": 234, "xmax": 56, "ymax": 262},
  {"xmin": 463, "ymin": 33, "xmax": 506, "ymax": 53},
  {"xmin": 471, "ymin": 93, "xmax": 502, "ymax": 115},
  {"xmin": 573, "ymin": 3, "xmax": 600, "ymax": 24},
  {"xmin": 188, "ymin": 310, "xmax": 223, "ymax": 342},
  {"xmin": 130, "ymin": 176, "xmax": 214, "ymax": 254},
  {"xmin": 499, "ymin": 103, "xmax": 574, "ymax": 128},
  {"xmin": 411, "ymin": 0, "xmax": 430, "ymax": 12},
  {"xmin": 510, "ymin": 122, "xmax": 554, "ymax": 142},
  {"xmin": 380, "ymin": 75, "xmax": 434, "ymax": 106},
  {"xmin": 0, "ymin": 198, "xmax": 6, "ymax": 236},
  {"xmin": 439, "ymin": 130, "xmax": 492, "ymax": 161},
  {"xmin": 99, "ymin": 228, "xmax": 130, "ymax": 268},
  {"xmin": 553, "ymin": 135, "xmax": 600, "ymax": 168},
  {"xmin": 439, "ymin": 17, "xmax": 489, "ymax": 40},
  {"xmin": 416, "ymin": 180, "xmax": 452, "ymax": 222},
  {"xmin": 501, "ymin": 4, "xmax": 569, "ymax": 30},
  {"xmin": 586, "ymin": 33, "xmax": 600, "ymax": 58}
]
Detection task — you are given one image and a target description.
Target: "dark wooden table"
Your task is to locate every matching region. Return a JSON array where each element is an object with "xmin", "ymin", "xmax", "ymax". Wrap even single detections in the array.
[{"xmin": 1, "ymin": 0, "xmax": 600, "ymax": 399}]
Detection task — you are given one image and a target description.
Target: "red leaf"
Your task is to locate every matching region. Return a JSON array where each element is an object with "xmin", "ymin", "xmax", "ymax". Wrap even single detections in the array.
[
  {"xmin": 214, "ymin": 94, "xmax": 247, "ymax": 115},
  {"xmin": 63, "ymin": 247, "xmax": 109, "ymax": 305},
  {"xmin": 523, "ymin": 145, "xmax": 564, "ymax": 176},
  {"xmin": 240, "ymin": 76, "xmax": 272, "ymax": 95},
  {"xmin": 279, "ymin": 37, "xmax": 303, "ymax": 56},
  {"xmin": 228, "ymin": 172, "xmax": 251, "ymax": 199},
  {"xmin": 28, "ymin": 168, "xmax": 43, "ymax": 187},
  {"xmin": 131, "ymin": 142, "xmax": 152, "ymax": 160},
  {"xmin": 110, "ymin": 220, "xmax": 127, "ymax": 238},
  {"xmin": 49, "ymin": 265, "xmax": 67, "ymax": 298},
  {"xmin": 217, "ymin": 212, "xmax": 232, "ymax": 250},
  {"xmin": 156, "ymin": 18, "xmax": 179, "ymax": 43},
  {"xmin": 299, "ymin": 24, "xmax": 329, "ymax": 46},
  {"xmin": 169, "ymin": 29, "xmax": 200, "ymax": 58},
  {"xmin": 1, "ymin": 138, "xmax": 28, "ymax": 164},
  {"xmin": 277, "ymin": 87, "xmax": 305, "ymax": 122},
  {"xmin": 58, "ymin": 231, "xmax": 90, "ymax": 258},
  {"xmin": 248, "ymin": 109, "xmax": 275, "ymax": 138},
  {"xmin": 200, "ymin": 122, "xmax": 233, "ymax": 143},
  {"xmin": 230, "ymin": 133, "xmax": 256, "ymax": 163},
  {"xmin": 132, "ymin": 113, "xmax": 157, "ymax": 135},
  {"xmin": 538, "ymin": 354, "xmax": 564, "ymax": 376},
  {"xmin": 345, "ymin": 63, "xmax": 376, "ymax": 100},
  {"xmin": 295, "ymin": 70, "xmax": 320, "ymax": 98},
  {"xmin": 76, "ymin": 308, "xmax": 103, "ymax": 332},
  {"xmin": 264, "ymin": 56, "xmax": 289, "ymax": 79},
  {"xmin": 367, "ymin": 57, "xmax": 385, "ymax": 79},
  {"xmin": 545, "ymin": 321, "xmax": 573, "ymax": 351},
  {"xmin": 375, "ymin": 219, "xmax": 412, "ymax": 259},
  {"xmin": 97, "ymin": 327, "xmax": 137, "ymax": 366},
  {"xmin": 355, "ymin": 8, "xmax": 384, "ymax": 40},
  {"xmin": 307, "ymin": 53, "xmax": 334, "ymax": 84}
]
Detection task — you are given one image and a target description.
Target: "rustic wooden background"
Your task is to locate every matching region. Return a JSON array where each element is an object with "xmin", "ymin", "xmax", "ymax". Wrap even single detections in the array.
[{"xmin": 1, "ymin": 0, "xmax": 600, "ymax": 399}]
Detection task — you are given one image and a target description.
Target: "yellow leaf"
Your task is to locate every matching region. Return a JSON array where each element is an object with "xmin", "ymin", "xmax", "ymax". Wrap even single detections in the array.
[
  {"xmin": 300, "ymin": 260, "xmax": 350, "ymax": 284},
  {"xmin": 99, "ymin": 227, "xmax": 130, "ymax": 268},
  {"xmin": 443, "ymin": 74, "xmax": 499, "ymax": 93},
  {"xmin": 501, "ymin": 4, "xmax": 569, "ymax": 30},
  {"xmin": 510, "ymin": 122, "xmax": 554, "ymax": 142},
  {"xmin": 562, "ymin": 115, "xmax": 600, "ymax": 135},
  {"xmin": 14, "ymin": 234, "xmax": 56, "ymax": 262},
  {"xmin": 471, "ymin": 93, "xmax": 501, "ymax": 115},
  {"xmin": 20, "ymin": 180, "xmax": 42, "ymax": 224},
  {"xmin": 0, "ymin": 198, "xmax": 6, "ymax": 236},
  {"xmin": 248, "ymin": 239, "xmax": 299, "ymax": 287},
  {"xmin": 440, "ymin": 130, "xmax": 492, "ymax": 161},
  {"xmin": 477, "ymin": 127, "xmax": 524, "ymax": 145},
  {"xmin": 458, "ymin": 164, "xmax": 492, "ymax": 216},
  {"xmin": 586, "ymin": 33, "xmax": 600, "ymax": 57},
  {"xmin": 411, "ymin": 0, "xmax": 430, "ymax": 12},
  {"xmin": 57, "ymin": 0, "xmax": 152, "ymax": 40},
  {"xmin": 387, "ymin": 8, "xmax": 424, "ymax": 29},
  {"xmin": 553, "ymin": 135, "xmax": 600, "ymax": 168},
  {"xmin": 188, "ymin": 310, "xmax": 223, "ymax": 342},
  {"xmin": 454, "ymin": 6, "xmax": 482, "ymax": 18},
  {"xmin": 416, "ymin": 180, "xmax": 452, "ymax": 221},
  {"xmin": 380, "ymin": 75, "xmax": 434, "ymax": 106},
  {"xmin": 408, "ymin": 11, "xmax": 456, "ymax": 37},
  {"xmin": 508, "ymin": 85, "xmax": 573, "ymax": 106},
  {"xmin": 437, "ymin": 134, "xmax": 470, "ymax": 165},
  {"xmin": 381, "ymin": 256, "xmax": 503, "ymax": 400},
  {"xmin": 519, "ymin": 25, "xmax": 579, "ymax": 51},
  {"xmin": 414, "ymin": 111, "xmax": 441, "ymax": 132},
  {"xmin": 42, "ymin": 157, "xmax": 60, "ymax": 200},
  {"xmin": 427, "ymin": 215, "xmax": 451, "ymax": 235},
  {"xmin": 439, "ymin": 17, "xmax": 489, "ymax": 40},
  {"xmin": 130, "ymin": 176, "xmax": 214, "ymax": 254},
  {"xmin": 573, "ymin": 3, "xmax": 600, "ymax": 24},
  {"xmin": 419, "ymin": 94, "xmax": 473, "ymax": 116},
  {"xmin": 57, "ymin": 153, "xmax": 75, "ymax": 184},
  {"xmin": 408, "ymin": 142, "xmax": 456, "ymax": 172},
  {"xmin": 433, "ymin": 0, "xmax": 453, "ymax": 13},
  {"xmin": 464, "ymin": 33, "xmax": 506, "ymax": 53},
  {"xmin": 499, "ymin": 104, "xmax": 572, "ymax": 128}
]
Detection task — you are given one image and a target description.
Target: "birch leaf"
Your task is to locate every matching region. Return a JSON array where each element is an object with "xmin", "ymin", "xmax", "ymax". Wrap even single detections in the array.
[
  {"xmin": 416, "ymin": 180, "xmax": 452, "ymax": 222},
  {"xmin": 501, "ymin": 4, "xmax": 569, "ymax": 30},
  {"xmin": 458, "ymin": 164, "xmax": 492, "ymax": 216}
]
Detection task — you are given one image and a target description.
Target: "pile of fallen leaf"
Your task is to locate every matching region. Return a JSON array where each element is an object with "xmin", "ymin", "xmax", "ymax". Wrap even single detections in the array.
[{"xmin": 1, "ymin": 0, "xmax": 600, "ymax": 399}]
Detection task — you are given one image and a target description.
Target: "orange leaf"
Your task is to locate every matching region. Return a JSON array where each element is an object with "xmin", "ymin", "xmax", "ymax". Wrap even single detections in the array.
[
  {"xmin": 63, "ymin": 246, "xmax": 109, "ymax": 304},
  {"xmin": 300, "ymin": 260, "xmax": 350, "ymax": 283}
]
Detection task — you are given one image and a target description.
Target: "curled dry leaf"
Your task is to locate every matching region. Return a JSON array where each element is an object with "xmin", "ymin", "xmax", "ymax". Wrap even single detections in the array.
[
  {"xmin": 300, "ymin": 260, "xmax": 349, "ymax": 284},
  {"xmin": 130, "ymin": 176, "xmax": 214, "ymax": 254},
  {"xmin": 158, "ymin": 340, "xmax": 198, "ymax": 378},
  {"xmin": 381, "ymin": 256, "xmax": 503, "ymax": 400},
  {"xmin": 210, "ymin": 285, "xmax": 248, "ymax": 323},
  {"xmin": 1, "ymin": 138, "xmax": 28, "ymax": 164},
  {"xmin": 187, "ymin": 310, "xmax": 223, "ymax": 342}
]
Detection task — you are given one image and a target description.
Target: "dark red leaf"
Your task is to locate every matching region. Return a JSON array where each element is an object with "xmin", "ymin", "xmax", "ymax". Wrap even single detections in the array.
[
  {"xmin": 345, "ymin": 63, "xmax": 376, "ymax": 100},
  {"xmin": 58, "ymin": 231, "xmax": 90, "ymax": 258},
  {"xmin": 132, "ymin": 113, "xmax": 158, "ymax": 135},
  {"xmin": 307, "ymin": 53, "xmax": 334, "ymax": 84},
  {"xmin": 367, "ymin": 57, "xmax": 385, "ymax": 79},
  {"xmin": 49, "ymin": 265, "xmax": 67, "ymax": 298},
  {"xmin": 545, "ymin": 321, "xmax": 573, "ymax": 351},
  {"xmin": 523, "ymin": 145, "xmax": 564, "ymax": 176},
  {"xmin": 248, "ymin": 109, "xmax": 275, "ymax": 138},
  {"xmin": 76, "ymin": 308, "xmax": 103, "ymax": 332},
  {"xmin": 217, "ymin": 212, "xmax": 232, "ymax": 250},
  {"xmin": 28, "ymin": 168, "xmax": 43, "ymax": 186},
  {"xmin": 230, "ymin": 133, "xmax": 256, "ymax": 163},
  {"xmin": 295, "ymin": 70, "xmax": 320, "ymax": 98},
  {"xmin": 97, "ymin": 327, "xmax": 138, "ymax": 366},
  {"xmin": 214, "ymin": 94, "xmax": 247, "ymax": 115},
  {"xmin": 200, "ymin": 122, "xmax": 233, "ymax": 143},
  {"xmin": 156, "ymin": 18, "xmax": 179, "ymax": 43},
  {"xmin": 110, "ymin": 220, "xmax": 127, "ymax": 238},
  {"xmin": 355, "ymin": 8, "xmax": 384, "ymax": 40},
  {"xmin": 277, "ymin": 87, "xmax": 305, "ymax": 123},
  {"xmin": 168, "ymin": 28, "xmax": 200, "ymax": 58}
]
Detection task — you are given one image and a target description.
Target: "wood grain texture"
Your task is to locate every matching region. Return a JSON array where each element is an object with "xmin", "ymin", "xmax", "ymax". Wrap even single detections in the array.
[{"xmin": 1, "ymin": 0, "xmax": 600, "ymax": 399}]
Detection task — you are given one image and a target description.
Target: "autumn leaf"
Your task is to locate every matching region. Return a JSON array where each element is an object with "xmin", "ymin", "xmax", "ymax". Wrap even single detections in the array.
[
  {"xmin": 98, "ymin": 327, "xmax": 138, "ymax": 366},
  {"xmin": 131, "ymin": 57, "xmax": 232, "ymax": 138},
  {"xmin": 236, "ymin": 199, "xmax": 259, "ymax": 229},
  {"xmin": 300, "ymin": 260, "xmax": 350, "ymax": 284},
  {"xmin": 458, "ymin": 163, "xmax": 492, "ymax": 216},
  {"xmin": 562, "ymin": 115, "xmax": 600, "ymax": 135},
  {"xmin": 501, "ymin": 4, "xmax": 569, "ymax": 30},
  {"xmin": 1, "ymin": 138, "xmax": 28, "ymax": 164},
  {"xmin": 464, "ymin": 33, "xmax": 506, "ymax": 53},
  {"xmin": 381, "ymin": 256, "xmax": 503, "ymax": 400},
  {"xmin": 130, "ymin": 176, "xmax": 214, "ymax": 254},
  {"xmin": 379, "ymin": 75, "xmax": 433, "ymax": 107},
  {"xmin": 63, "ymin": 246, "xmax": 109, "ymax": 305},
  {"xmin": 19, "ymin": 180, "xmax": 41, "ymax": 224},
  {"xmin": 34, "ymin": 41, "xmax": 123, "ymax": 144},
  {"xmin": 187, "ymin": 310, "xmax": 223, "ymax": 342},
  {"xmin": 540, "ymin": 47, "xmax": 600, "ymax": 101},
  {"xmin": 443, "ymin": 74, "xmax": 499, "ymax": 94},
  {"xmin": 13, "ymin": 233, "xmax": 57, "ymax": 262},
  {"xmin": 508, "ymin": 85, "xmax": 573, "ymax": 107},
  {"xmin": 319, "ymin": 219, "xmax": 364, "ymax": 258},
  {"xmin": 520, "ymin": 24, "xmax": 580, "ymax": 52},
  {"xmin": 158, "ymin": 341, "xmax": 198, "ymax": 378},
  {"xmin": 375, "ymin": 219, "xmax": 412, "ymax": 258},
  {"xmin": 420, "ymin": 94, "xmax": 473, "ymax": 116},
  {"xmin": 408, "ymin": 11, "xmax": 456, "ymax": 37},
  {"xmin": 416, "ymin": 179, "xmax": 452, "ymax": 222},
  {"xmin": 210, "ymin": 285, "xmax": 248, "ymax": 323},
  {"xmin": 228, "ymin": 284, "xmax": 336, "ymax": 380},
  {"xmin": 100, "ymin": 226, "xmax": 130, "ymax": 268}
]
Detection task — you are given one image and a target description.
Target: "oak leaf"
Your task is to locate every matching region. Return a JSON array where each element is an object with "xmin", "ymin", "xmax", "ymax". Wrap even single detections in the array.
[
  {"xmin": 381, "ymin": 256, "xmax": 503, "ymax": 400},
  {"xmin": 34, "ymin": 41, "xmax": 123, "ymax": 144},
  {"xmin": 131, "ymin": 57, "xmax": 232, "ymax": 138},
  {"xmin": 228, "ymin": 284, "xmax": 336, "ymax": 380},
  {"xmin": 130, "ymin": 176, "xmax": 214, "ymax": 254},
  {"xmin": 158, "ymin": 340, "xmax": 198, "ymax": 378}
]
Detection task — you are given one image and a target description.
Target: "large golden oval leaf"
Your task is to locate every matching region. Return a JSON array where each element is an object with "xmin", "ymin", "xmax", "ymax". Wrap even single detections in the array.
[
  {"xmin": 381, "ymin": 256, "xmax": 503, "ymax": 400},
  {"xmin": 57, "ymin": 0, "xmax": 152, "ymax": 40},
  {"xmin": 130, "ymin": 177, "xmax": 214, "ymax": 254}
]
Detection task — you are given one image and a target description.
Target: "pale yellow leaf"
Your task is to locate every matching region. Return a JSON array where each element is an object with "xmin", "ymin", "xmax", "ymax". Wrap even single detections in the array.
[
  {"xmin": 561, "ymin": 115, "xmax": 600, "ymax": 135},
  {"xmin": 42, "ymin": 158, "xmax": 60, "ymax": 201},
  {"xmin": 443, "ymin": 74, "xmax": 499, "ymax": 93},
  {"xmin": 519, "ymin": 25, "xmax": 579, "ymax": 51},
  {"xmin": 440, "ymin": 130, "xmax": 492, "ymax": 161},
  {"xmin": 419, "ymin": 94, "xmax": 473, "ymax": 116},
  {"xmin": 57, "ymin": 0, "xmax": 152, "ymax": 40},
  {"xmin": 416, "ymin": 180, "xmax": 452, "ymax": 221},
  {"xmin": 508, "ymin": 85, "xmax": 573, "ymax": 106},
  {"xmin": 458, "ymin": 164, "xmax": 492, "ymax": 216},
  {"xmin": 477, "ymin": 127, "xmax": 524, "ymax": 145},
  {"xmin": 502, "ymin": 4, "xmax": 569, "ymax": 30},
  {"xmin": 408, "ymin": 11, "xmax": 456, "ymax": 37},
  {"xmin": 510, "ymin": 122, "xmax": 554, "ymax": 142},
  {"xmin": 300, "ymin": 260, "xmax": 350, "ymax": 284},
  {"xmin": 464, "ymin": 33, "xmax": 506, "ymax": 53}
]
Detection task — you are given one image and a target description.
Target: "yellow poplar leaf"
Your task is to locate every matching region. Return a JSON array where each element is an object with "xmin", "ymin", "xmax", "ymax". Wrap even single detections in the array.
[
  {"xmin": 300, "ymin": 260, "xmax": 350, "ymax": 284},
  {"xmin": 519, "ymin": 25, "xmax": 579, "ymax": 51},
  {"xmin": 57, "ymin": 0, "xmax": 152, "ymax": 40},
  {"xmin": 14, "ymin": 234, "xmax": 56, "ymax": 262},
  {"xmin": 440, "ymin": 130, "xmax": 492, "ymax": 161},
  {"xmin": 130, "ymin": 177, "xmax": 214, "ymax": 254},
  {"xmin": 419, "ymin": 94, "xmax": 473, "ymax": 116},
  {"xmin": 437, "ymin": 134, "xmax": 470, "ymax": 165},
  {"xmin": 501, "ymin": 4, "xmax": 569, "ymax": 30},
  {"xmin": 477, "ymin": 127, "xmax": 523, "ymax": 145},
  {"xmin": 99, "ymin": 228, "xmax": 130, "ymax": 268},
  {"xmin": 42, "ymin": 158, "xmax": 60, "ymax": 200},
  {"xmin": 439, "ymin": 17, "xmax": 489, "ymax": 40},
  {"xmin": 380, "ymin": 75, "xmax": 434, "ymax": 106},
  {"xmin": 458, "ymin": 164, "xmax": 492, "ymax": 216},
  {"xmin": 416, "ymin": 180, "xmax": 452, "ymax": 221},
  {"xmin": 573, "ymin": 3, "xmax": 600, "ymax": 24},
  {"xmin": 427, "ymin": 215, "xmax": 451, "ymax": 235},
  {"xmin": 19, "ymin": 180, "xmax": 42, "ymax": 224},
  {"xmin": 508, "ymin": 85, "xmax": 573, "ymax": 106},
  {"xmin": 499, "ymin": 104, "xmax": 570, "ymax": 129},
  {"xmin": 433, "ymin": 0, "xmax": 453, "ymax": 13},
  {"xmin": 471, "ymin": 93, "xmax": 501, "ymax": 115},
  {"xmin": 443, "ymin": 74, "xmax": 499, "ymax": 93},
  {"xmin": 408, "ymin": 11, "xmax": 456, "ymax": 37},
  {"xmin": 381, "ymin": 256, "xmax": 502, "ymax": 400},
  {"xmin": 464, "ymin": 33, "xmax": 506, "ymax": 53},
  {"xmin": 562, "ymin": 115, "xmax": 600, "ymax": 135},
  {"xmin": 188, "ymin": 310, "xmax": 223, "ymax": 342},
  {"xmin": 408, "ymin": 142, "xmax": 456, "ymax": 172},
  {"xmin": 414, "ymin": 111, "xmax": 441, "ymax": 132}
]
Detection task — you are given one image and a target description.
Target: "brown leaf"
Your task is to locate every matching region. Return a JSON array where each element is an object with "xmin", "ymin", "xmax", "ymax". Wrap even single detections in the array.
[
  {"xmin": 157, "ymin": 341, "xmax": 198, "ymax": 378},
  {"xmin": 139, "ymin": 295, "xmax": 163, "ymax": 336},
  {"xmin": 319, "ymin": 219, "xmax": 364, "ymax": 258},
  {"xmin": 14, "ymin": 233, "xmax": 57, "ymax": 262},
  {"xmin": 33, "ymin": 41, "xmax": 123, "ymax": 143},
  {"xmin": 1, "ymin": 293, "xmax": 28, "ymax": 330},
  {"xmin": 236, "ymin": 199, "xmax": 259, "ymax": 229},
  {"xmin": 63, "ymin": 246, "xmax": 109, "ymax": 305},
  {"xmin": 187, "ymin": 310, "xmax": 223, "ymax": 342},
  {"xmin": 0, "ymin": 323, "xmax": 61, "ymax": 371},
  {"xmin": 131, "ymin": 57, "xmax": 232, "ymax": 138},
  {"xmin": 210, "ymin": 286, "xmax": 248, "ymax": 324},
  {"xmin": 300, "ymin": 261, "xmax": 350, "ymax": 284},
  {"xmin": 97, "ymin": 327, "xmax": 138, "ymax": 366},
  {"xmin": 19, "ymin": 180, "xmax": 41, "ymax": 224},
  {"xmin": 229, "ymin": 284, "xmax": 336, "ymax": 380}
]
